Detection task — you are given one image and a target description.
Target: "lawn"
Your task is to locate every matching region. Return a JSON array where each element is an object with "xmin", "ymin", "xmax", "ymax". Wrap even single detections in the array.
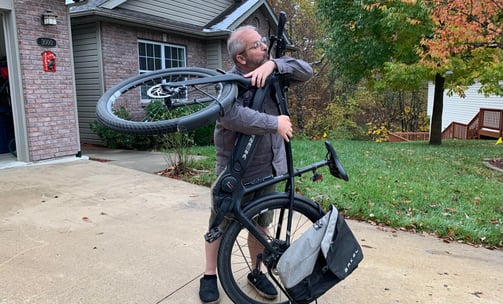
[{"xmin": 181, "ymin": 139, "xmax": 503, "ymax": 248}]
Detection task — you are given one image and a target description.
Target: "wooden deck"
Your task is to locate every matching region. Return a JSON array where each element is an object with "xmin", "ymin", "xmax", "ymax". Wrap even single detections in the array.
[
  {"xmin": 442, "ymin": 108, "xmax": 503, "ymax": 140},
  {"xmin": 389, "ymin": 108, "xmax": 502, "ymax": 142}
]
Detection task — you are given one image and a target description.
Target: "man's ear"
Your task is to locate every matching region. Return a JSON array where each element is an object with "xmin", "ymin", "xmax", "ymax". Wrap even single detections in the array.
[{"xmin": 236, "ymin": 54, "xmax": 247, "ymax": 65}]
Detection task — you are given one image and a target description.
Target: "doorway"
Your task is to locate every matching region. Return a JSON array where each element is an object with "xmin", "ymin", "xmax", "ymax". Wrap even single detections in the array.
[{"xmin": 0, "ymin": 14, "xmax": 14, "ymax": 158}]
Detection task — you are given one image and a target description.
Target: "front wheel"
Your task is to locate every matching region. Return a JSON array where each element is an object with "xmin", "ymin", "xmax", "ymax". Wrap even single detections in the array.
[
  {"xmin": 96, "ymin": 67, "xmax": 237, "ymax": 135},
  {"xmin": 217, "ymin": 194, "xmax": 324, "ymax": 304}
]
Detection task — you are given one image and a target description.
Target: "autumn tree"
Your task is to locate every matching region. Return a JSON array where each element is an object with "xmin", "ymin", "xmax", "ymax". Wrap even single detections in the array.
[
  {"xmin": 317, "ymin": 0, "xmax": 433, "ymax": 140},
  {"xmin": 268, "ymin": 0, "xmax": 336, "ymax": 135},
  {"xmin": 318, "ymin": 0, "xmax": 503, "ymax": 145},
  {"xmin": 421, "ymin": 0, "xmax": 503, "ymax": 144}
]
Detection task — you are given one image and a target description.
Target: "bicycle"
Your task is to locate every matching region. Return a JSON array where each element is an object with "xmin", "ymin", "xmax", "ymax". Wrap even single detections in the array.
[{"xmin": 96, "ymin": 12, "xmax": 349, "ymax": 304}]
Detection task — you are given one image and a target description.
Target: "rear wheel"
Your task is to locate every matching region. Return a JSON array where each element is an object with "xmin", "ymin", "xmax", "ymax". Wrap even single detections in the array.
[
  {"xmin": 96, "ymin": 67, "xmax": 237, "ymax": 135},
  {"xmin": 217, "ymin": 195, "xmax": 324, "ymax": 304}
]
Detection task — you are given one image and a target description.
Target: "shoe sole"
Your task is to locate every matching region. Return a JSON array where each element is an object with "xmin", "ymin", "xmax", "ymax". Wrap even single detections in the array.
[
  {"xmin": 200, "ymin": 298, "xmax": 220, "ymax": 304},
  {"xmin": 247, "ymin": 280, "xmax": 278, "ymax": 300}
]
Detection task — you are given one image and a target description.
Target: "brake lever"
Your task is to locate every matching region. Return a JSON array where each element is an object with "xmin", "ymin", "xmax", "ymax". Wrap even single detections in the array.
[{"xmin": 324, "ymin": 141, "xmax": 349, "ymax": 181}]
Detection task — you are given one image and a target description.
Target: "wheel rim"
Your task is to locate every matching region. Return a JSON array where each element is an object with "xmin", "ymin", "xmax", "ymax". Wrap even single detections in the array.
[
  {"xmin": 96, "ymin": 67, "xmax": 237, "ymax": 135},
  {"xmin": 218, "ymin": 198, "xmax": 323, "ymax": 304}
]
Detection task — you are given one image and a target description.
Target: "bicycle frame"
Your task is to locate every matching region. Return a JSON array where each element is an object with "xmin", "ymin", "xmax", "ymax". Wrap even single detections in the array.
[
  {"xmin": 198, "ymin": 76, "xmax": 348, "ymax": 249},
  {"xmin": 221, "ymin": 143, "xmax": 341, "ymax": 254},
  {"xmin": 157, "ymin": 54, "xmax": 349, "ymax": 304},
  {"xmin": 164, "ymin": 71, "xmax": 348, "ymax": 253}
]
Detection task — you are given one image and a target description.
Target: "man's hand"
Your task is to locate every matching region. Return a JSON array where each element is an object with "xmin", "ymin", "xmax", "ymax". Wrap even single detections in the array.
[
  {"xmin": 277, "ymin": 115, "xmax": 293, "ymax": 142},
  {"xmin": 244, "ymin": 60, "xmax": 276, "ymax": 88}
]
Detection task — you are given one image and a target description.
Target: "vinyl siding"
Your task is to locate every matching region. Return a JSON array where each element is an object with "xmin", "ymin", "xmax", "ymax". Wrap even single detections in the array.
[
  {"xmin": 119, "ymin": 0, "xmax": 233, "ymax": 27},
  {"xmin": 206, "ymin": 41, "xmax": 222, "ymax": 69},
  {"xmin": 72, "ymin": 23, "xmax": 104, "ymax": 145},
  {"xmin": 427, "ymin": 82, "xmax": 503, "ymax": 130}
]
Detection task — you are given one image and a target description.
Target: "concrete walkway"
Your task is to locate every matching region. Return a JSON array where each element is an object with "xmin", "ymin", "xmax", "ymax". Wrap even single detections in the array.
[{"xmin": 0, "ymin": 148, "xmax": 502, "ymax": 304}]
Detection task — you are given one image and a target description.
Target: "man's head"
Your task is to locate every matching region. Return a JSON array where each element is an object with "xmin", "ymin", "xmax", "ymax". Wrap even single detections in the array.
[{"xmin": 228, "ymin": 26, "xmax": 269, "ymax": 72}]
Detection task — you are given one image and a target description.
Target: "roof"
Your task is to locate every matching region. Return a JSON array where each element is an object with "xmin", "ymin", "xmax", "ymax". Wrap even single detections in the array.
[
  {"xmin": 70, "ymin": 0, "xmax": 279, "ymax": 38},
  {"xmin": 204, "ymin": 0, "xmax": 271, "ymax": 32}
]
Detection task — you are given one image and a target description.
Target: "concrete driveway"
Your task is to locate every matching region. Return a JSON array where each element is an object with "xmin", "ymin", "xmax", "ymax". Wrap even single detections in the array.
[{"xmin": 0, "ymin": 149, "xmax": 501, "ymax": 303}]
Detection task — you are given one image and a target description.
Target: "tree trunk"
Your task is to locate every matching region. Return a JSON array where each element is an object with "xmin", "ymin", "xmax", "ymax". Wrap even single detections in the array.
[
  {"xmin": 429, "ymin": 73, "xmax": 445, "ymax": 145},
  {"xmin": 292, "ymin": 86, "xmax": 305, "ymax": 132}
]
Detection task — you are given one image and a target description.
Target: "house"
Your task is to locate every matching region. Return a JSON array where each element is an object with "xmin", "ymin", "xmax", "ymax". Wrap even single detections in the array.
[
  {"xmin": 70, "ymin": 0, "xmax": 283, "ymax": 145},
  {"xmin": 427, "ymin": 82, "xmax": 503, "ymax": 137},
  {"xmin": 0, "ymin": 0, "xmax": 80, "ymax": 164},
  {"xmin": 0, "ymin": 0, "xmax": 284, "ymax": 166}
]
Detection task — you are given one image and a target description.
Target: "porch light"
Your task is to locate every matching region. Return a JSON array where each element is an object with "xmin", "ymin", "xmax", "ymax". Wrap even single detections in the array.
[{"xmin": 42, "ymin": 11, "xmax": 57, "ymax": 26}]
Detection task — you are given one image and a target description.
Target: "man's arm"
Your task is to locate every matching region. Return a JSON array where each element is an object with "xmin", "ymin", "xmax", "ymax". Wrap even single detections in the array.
[
  {"xmin": 244, "ymin": 56, "xmax": 313, "ymax": 87},
  {"xmin": 272, "ymin": 56, "xmax": 313, "ymax": 82}
]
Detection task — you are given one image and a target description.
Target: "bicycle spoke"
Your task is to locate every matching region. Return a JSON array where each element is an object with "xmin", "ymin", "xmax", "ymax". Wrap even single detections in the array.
[
  {"xmin": 218, "ymin": 196, "xmax": 323, "ymax": 304},
  {"xmin": 96, "ymin": 67, "xmax": 237, "ymax": 134}
]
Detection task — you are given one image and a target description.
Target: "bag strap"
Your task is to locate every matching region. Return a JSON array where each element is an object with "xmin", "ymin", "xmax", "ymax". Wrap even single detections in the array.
[{"xmin": 321, "ymin": 205, "xmax": 339, "ymax": 257}]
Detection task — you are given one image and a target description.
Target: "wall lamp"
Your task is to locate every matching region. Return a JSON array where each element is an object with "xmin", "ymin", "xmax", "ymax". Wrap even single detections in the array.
[{"xmin": 42, "ymin": 10, "xmax": 58, "ymax": 26}]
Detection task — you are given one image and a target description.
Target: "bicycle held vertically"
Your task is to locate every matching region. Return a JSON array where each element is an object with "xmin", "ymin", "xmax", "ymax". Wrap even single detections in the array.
[{"xmin": 96, "ymin": 12, "xmax": 349, "ymax": 304}]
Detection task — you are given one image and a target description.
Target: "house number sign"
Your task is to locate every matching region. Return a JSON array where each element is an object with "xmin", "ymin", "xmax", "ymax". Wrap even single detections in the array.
[{"xmin": 37, "ymin": 37, "xmax": 57, "ymax": 48}]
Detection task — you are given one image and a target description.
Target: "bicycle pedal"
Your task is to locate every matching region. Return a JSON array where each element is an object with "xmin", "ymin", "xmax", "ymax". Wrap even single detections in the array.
[{"xmin": 204, "ymin": 227, "xmax": 223, "ymax": 243}]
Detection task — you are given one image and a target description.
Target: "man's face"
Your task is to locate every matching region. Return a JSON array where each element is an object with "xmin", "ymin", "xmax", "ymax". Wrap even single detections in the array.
[{"xmin": 237, "ymin": 29, "xmax": 269, "ymax": 71}]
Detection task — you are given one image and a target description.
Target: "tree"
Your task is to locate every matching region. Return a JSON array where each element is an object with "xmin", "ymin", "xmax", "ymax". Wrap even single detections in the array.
[
  {"xmin": 317, "ymin": 0, "xmax": 434, "ymax": 139},
  {"xmin": 269, "ymin": 0, "xmax": 336, "ymax": 135},
  {"xmin": 421, "ymin": 0, "xmax": 503, "ymax": 144},
  {"xmin": 317, "ymin": 0, "xmax": 503, "ymax": 145},
  {"xmin": 317, "ymin": 0, "xmax": 432, "ymax": 84}
]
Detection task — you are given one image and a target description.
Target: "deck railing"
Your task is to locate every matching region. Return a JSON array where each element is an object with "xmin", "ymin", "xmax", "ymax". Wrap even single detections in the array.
[
  {"xmin": 478, "ymin": 108, "xmax": 503, "ymax": 139},
  {"xmin": 389, "ymin": 132, "xmax": 430, "ymax": 142},
  {"xmin": 442, "ymin": 108, "xmax": 502, "ymax": 140}
]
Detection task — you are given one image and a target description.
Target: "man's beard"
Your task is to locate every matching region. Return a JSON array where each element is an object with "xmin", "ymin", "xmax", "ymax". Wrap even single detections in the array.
[{"xmin": 246, "ymin": 54, "xmax": 269, "ymax": 69}]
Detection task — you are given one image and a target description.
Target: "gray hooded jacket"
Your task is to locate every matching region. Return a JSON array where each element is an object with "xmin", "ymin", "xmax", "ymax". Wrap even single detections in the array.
[{"xmin": 214, "ymin": 56, "xmax": 313, "ymax": 183}]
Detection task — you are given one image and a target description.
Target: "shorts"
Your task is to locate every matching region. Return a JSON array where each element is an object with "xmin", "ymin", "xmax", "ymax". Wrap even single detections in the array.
[{"xmin": 209, "ymin": 184, "xmax": 276, "ymax": 230}]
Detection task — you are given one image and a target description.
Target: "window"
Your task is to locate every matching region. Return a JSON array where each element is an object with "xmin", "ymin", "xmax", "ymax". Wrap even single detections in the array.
[
  {"xmin": 138, "ymin": 40, "xmax": 186, "ymax": 72},
  {"xmin": 138, "ymin": 40, "xmax": 186, "ymax": 100}
]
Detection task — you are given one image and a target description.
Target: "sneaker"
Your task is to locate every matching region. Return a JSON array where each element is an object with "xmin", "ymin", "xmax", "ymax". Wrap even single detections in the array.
[
  {"xmin": 247, "ymin": 271, "xmax": 278, "ymax": 299},
  {"xmin": 199, "ymin": 276, "xmax": 220, "ymax": 304}
]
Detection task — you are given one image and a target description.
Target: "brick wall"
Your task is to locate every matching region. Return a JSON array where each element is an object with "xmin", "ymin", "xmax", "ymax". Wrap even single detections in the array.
[
  {"xmin": 99, "ymin": 22, "xmax": 211, "ymax": 120},
  {"xmin": 99, "ymin": 10, "xmax": 270, "ymax": 92},
  {"xmin": 15, "ymin": 0, "xmax": 79, "ymax": 161},
  {"xmin": 100, "ymin": 22, "xmax": 208, "ymax": 91}
]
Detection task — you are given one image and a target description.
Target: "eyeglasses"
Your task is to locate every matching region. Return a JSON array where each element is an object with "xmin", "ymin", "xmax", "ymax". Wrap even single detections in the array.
[{"xmin": 239, "ymin": 36, "xmax": 268, "ymax": 55}]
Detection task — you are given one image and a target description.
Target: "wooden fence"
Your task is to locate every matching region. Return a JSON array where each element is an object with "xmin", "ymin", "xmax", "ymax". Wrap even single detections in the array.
[{"xmin": 389, "ymin": 132, "xmax": 430, "ymax": 142}]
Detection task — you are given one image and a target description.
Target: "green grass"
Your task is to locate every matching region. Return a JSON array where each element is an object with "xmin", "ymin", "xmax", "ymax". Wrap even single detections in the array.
[{"xmin": 184, "ymin": 139, "xmax": 503, "ymax": 247}]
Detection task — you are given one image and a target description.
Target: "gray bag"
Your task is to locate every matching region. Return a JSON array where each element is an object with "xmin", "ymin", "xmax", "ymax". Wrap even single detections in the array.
[{"xmin": 277, "ymin": 205, "xmax": 363, "ymax": 303}]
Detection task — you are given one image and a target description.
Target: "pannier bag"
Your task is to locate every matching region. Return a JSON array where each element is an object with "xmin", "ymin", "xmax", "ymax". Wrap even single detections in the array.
[{"xmin": 277, "ymin": 205, "xmax": 363, "ymax": 303}]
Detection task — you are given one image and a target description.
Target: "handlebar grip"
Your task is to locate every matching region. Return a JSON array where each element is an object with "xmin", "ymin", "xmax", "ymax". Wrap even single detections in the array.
[
  {"xmin": 275, "ymin": 12, "xmax": 287, "ymax": 58},
  {"xmin": 277, "ymin": 11, "xmax": 286, "ymax": 37}
]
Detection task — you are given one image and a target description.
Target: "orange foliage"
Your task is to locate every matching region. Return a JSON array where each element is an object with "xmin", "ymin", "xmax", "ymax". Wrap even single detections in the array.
[{"xmin": 421, "ymin": 0, "xmax": 503, "ymax": 66}]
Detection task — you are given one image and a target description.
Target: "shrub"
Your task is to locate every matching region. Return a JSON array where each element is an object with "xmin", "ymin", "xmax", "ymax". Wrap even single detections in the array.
[{"xmin": 90, "ymin": 106, "xmax": 164, "ymax": 150}]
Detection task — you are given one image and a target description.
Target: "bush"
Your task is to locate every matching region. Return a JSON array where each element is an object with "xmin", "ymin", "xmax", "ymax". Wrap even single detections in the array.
[
  {"xmin": 144, "ymin": 100, "xmax": 214, "ymax": 147},
  {"xmin": 90, "ymin": 106, "xmax": 165, "ymax": 150},
  {"xmin": 91, "ymin": 102, "xmax": 215, "ymax": 151}
]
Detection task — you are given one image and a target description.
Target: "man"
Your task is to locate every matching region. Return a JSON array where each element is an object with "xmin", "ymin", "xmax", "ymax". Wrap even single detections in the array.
[{"xmin": 199, "ymin": 25, "xmax": 313, "ymax": 304}]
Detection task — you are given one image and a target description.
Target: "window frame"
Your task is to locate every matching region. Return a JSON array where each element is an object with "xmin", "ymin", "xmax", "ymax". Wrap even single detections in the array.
[{"xmin": 137, "ymin": 39, "xmax": 187, "ymax": 102}]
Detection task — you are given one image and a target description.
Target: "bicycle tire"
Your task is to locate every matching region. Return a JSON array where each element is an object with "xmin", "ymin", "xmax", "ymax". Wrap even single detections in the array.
[
  {"xmin": 96, "ymin": 67, "xmax": 237, "ymax": 135},
  {"xmin": 217, "ymin": 194, "xmax": 324, "ymax": 304}
]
